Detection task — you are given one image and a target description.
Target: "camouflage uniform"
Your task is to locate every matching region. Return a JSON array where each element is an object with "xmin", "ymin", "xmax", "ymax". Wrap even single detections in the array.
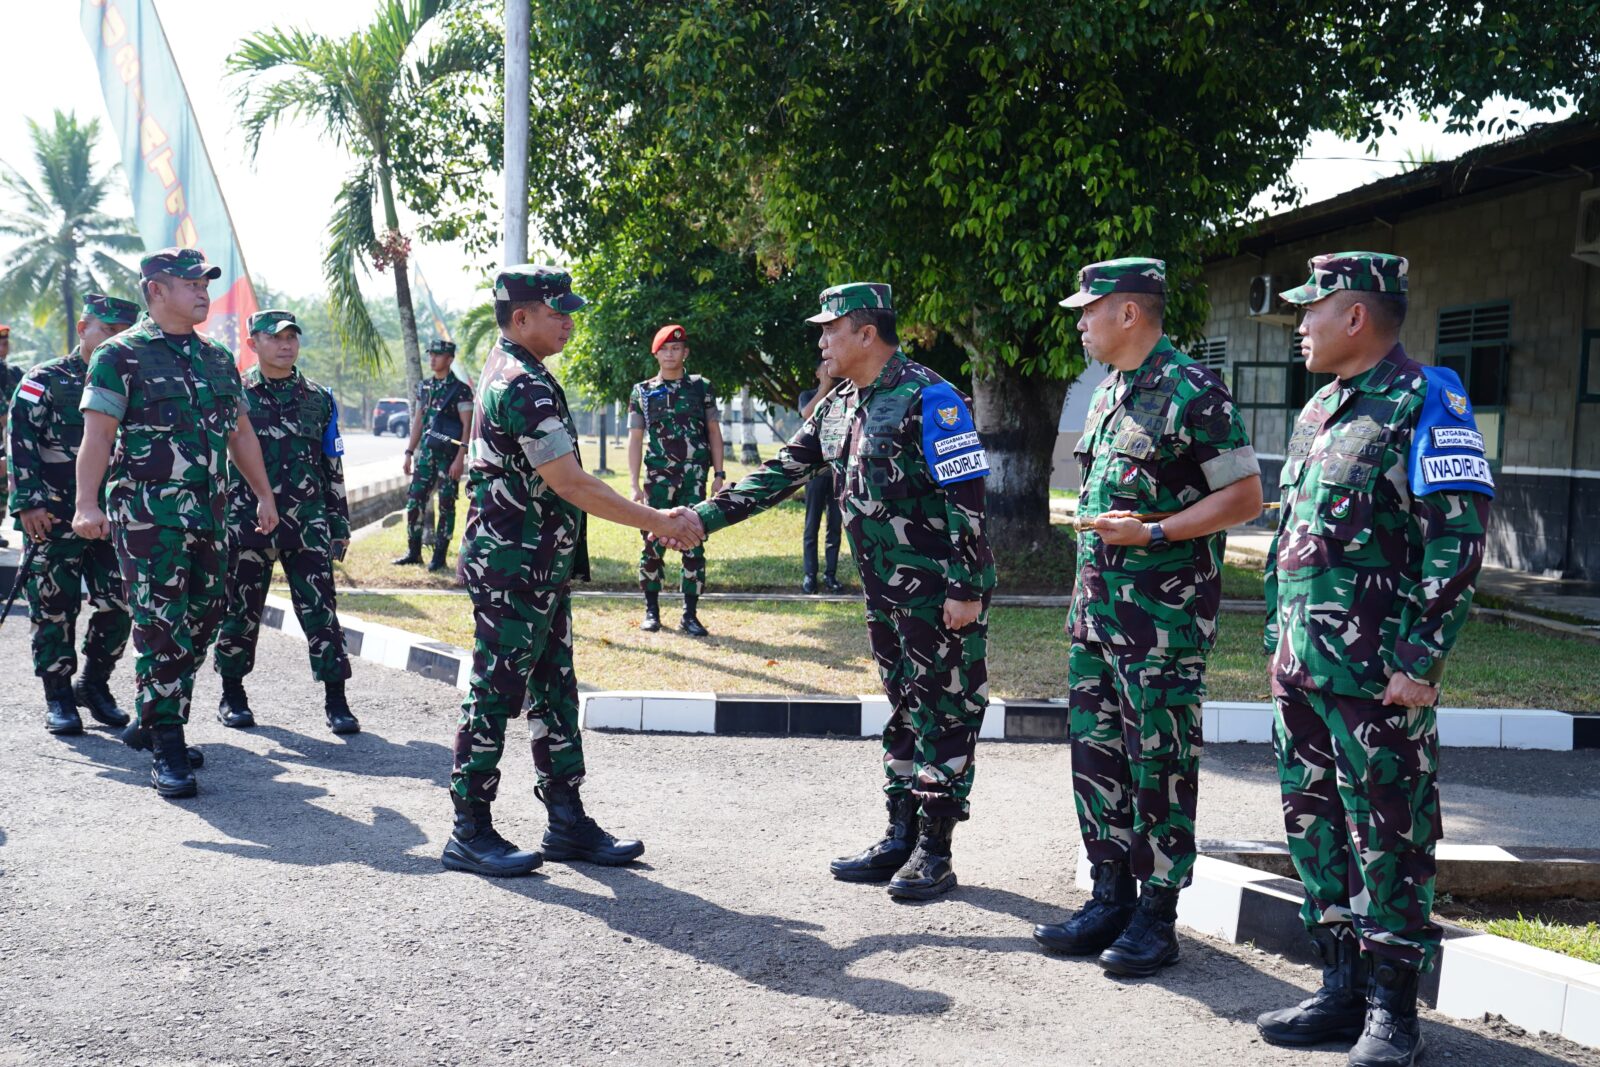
[
  {"xmin": 451, "ymin": 272, "xmax": 592, "ymax": 807},
  {"xmin": 1064, "ymin": 259, "xmax": 1260, "ymax": 892},
  {"xmin": 1267, "ymin": 253, "xmax": 1493, "ymax": 972},
  {"xmin": 7, "ymin": 298, "xmax": 138, "ymax": 683},
  {"xmin": 81, "ymin": 253, "xmax": 244, "ymax": 731},
  {"xmin": 0, "ymin": 345, "xmax": 22, "ymax": 538},
  {"xmin": 214, "ymin": 319, "xmax": 351, "ymax": 685},
  {"xmin": 405, "ymin": 365, "xmax": 473, "ymax": 549},
  {"xmin": 628, "ymin": 370, "xmax": 718, "ymax": 597},
  {"xmin": 695, "ymin": 284, "xmax": 994, "ymax": 820}
]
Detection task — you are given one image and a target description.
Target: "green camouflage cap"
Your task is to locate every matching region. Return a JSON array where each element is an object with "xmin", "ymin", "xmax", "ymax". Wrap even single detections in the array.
[
  {"xmin": 806, "ymin": 283, "xmax": 893, "ymax": 324},
  {"xmin": 140, "ymin": 246, "xmax": 222, "ymax": 281},
  {"xmin": 1280, "ymin": 251, "xmax": 1408, "ymax": 305},
  {"xmin": 249, "ymin": 309, "xmax": 302, "ymax": 336},
  {"xmin": 1059, "ymin": 257, "xmax": 1166, "ymax": 308},
  {"xmin": 493, "ymin": 264, "xmax": 587, "ymax": 312},
  {"xmin": 83, "ymin": 293, "xmax": 140, "ymax": 325},
  {"xmin": 427, "ymin": 338, "xmax": 457, "ymax": 356}
]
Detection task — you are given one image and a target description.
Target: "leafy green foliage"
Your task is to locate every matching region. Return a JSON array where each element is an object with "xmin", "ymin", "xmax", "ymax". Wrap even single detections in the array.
[{"xmin": 0, "ymin": 111, "xmax": 139, "ymax": 350}]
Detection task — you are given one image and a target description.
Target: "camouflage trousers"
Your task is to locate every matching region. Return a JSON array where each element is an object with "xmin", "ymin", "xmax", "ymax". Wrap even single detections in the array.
[
  {"xmin": 405, "ymin": 444, "xmax": 459, "ymax": 546},
  {"xmin": 450, "ymin": 585, "xmax": 585, "ymax": 804},
  {"xmin": 1068, "ymin": 639, "xmax": 1205, "ymax": 889},
  {"xmin": 23, "ymin": 535, "xmax": 130, "ymax": 680},
  {"xmin": 867, "ymin": 598, "xmax": 989, "ymax": 819},
  {"xmin": 112, "ymin": 522, "xmax": 226, "ymax": 728},
  {"xmin": 638, "ymin": 465, "xmax": 706, "ymax": 595},
  {"xmin": 214, "ymin": 545, "xmax": 351, "ymax": 683},
  {"xmin": 1273, "ymin": 684, "xmax": 1442, "ymax": 970}
]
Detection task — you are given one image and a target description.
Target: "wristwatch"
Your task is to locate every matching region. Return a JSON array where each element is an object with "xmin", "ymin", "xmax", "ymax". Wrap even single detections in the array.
[
  {"xmin": 714, "ymin": 470, "xmax": 725, "ymax": 478},
  {"xmin": 1145, "ymin": 522, "xmax": 1167, "ymax": 547}
]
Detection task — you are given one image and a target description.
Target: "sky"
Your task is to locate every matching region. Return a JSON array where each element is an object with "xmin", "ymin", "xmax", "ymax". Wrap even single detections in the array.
[{"xmin": 0, "ymin": 3, "xmax": 1572, "ymax": 312}]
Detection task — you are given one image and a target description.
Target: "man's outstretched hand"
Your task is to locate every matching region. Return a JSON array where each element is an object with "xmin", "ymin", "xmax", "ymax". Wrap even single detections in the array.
[{"xmin": 652, "ymin": 506, "xmax": 705, "ymax": 551}]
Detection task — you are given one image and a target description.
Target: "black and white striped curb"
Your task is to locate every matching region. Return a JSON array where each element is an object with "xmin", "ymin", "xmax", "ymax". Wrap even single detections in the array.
[
  {"xmin": 1132, "ymin": 846, "xmax": 1600, "ymax": 1050},
  {"xmin": 242, "ymin": 594, "xmax": 1597, "ymax": 750}
]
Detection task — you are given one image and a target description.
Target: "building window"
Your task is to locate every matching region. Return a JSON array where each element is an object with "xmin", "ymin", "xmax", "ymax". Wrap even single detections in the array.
[
  {"xmin": 1436, "ymin": 301, "xmax": 1510, "ymax": 462},
  {"xmin": 1188, "ymin": 337, "xmax": 1227, "ymax": 372},
  {"xmin": 1233, "ymin": 340, "xmax": 1330, "ymax": 458},
  {"xmin": 1581, "ymin": 330, "xmax": 1600, "ymax": 404}
]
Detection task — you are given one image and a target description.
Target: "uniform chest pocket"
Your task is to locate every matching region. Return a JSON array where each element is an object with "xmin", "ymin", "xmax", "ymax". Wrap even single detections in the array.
[
  {"xmin": 858, "ymin": 435, "xmax": 913, "ymax": 499},
  {"xmin": 58, "ymin": 384, "xmax": 85, "ymax": 427},
  {"xmin": 1307, "ymin": 491, "xmax": 1375, "ymax": 547},
  {"xmin": 133, "ymin": 373, "xmax": 189, "ymax": 430},
  {"xmin": 820, "ymin": 409, "xmax": 850, "ymax": 461},
  {"xmin": 295, "ymin": 398, "xmax": 326, "ymax": 440},
  {"xmin": 1104, "ymin": 455, "xmax": 1155, "ymax": 506}
]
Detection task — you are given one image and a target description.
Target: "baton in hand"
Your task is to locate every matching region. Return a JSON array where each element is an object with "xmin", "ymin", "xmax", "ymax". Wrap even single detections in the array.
[{"xmin": 0, "ymin": 536, "xmax": 42, "ymax": 629}]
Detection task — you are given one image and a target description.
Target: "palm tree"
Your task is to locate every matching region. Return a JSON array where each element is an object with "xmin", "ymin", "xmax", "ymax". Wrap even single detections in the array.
[
  {"xmin": 228, "ymin": 0, "xmax": 493, "ymax": 397},
  {"xmin": 0, "ymin": 111, "xmax": 140, "ymax": 350}
]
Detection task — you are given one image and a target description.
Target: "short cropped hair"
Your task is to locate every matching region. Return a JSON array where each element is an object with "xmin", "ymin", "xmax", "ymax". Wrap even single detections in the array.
[
  {"xmin": 1126, "ymin": 292, "xmax": 1165, "ymax": 325},
  {"xmin": 844, "ymin": 307, "xmax": 899, "ymax": 346},
  {"xmin": 494, "ymin": 299, "xmax": 538, "ymax": 329}
]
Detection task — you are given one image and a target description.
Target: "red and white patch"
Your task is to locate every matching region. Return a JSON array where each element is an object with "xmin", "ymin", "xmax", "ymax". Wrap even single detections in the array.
[
  {"xmin": 1119, "ymin": 464, "xmax": 1140, "ymax": 485},
  {"xmin": 16, "ymin": 379, "xmax": 45, "ymax": 405}
]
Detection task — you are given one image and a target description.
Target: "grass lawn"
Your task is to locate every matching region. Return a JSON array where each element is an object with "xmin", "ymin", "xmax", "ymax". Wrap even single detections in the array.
[{"xmin": 332, "ymin": 592, "xmax": 1600, "ymax": 710}]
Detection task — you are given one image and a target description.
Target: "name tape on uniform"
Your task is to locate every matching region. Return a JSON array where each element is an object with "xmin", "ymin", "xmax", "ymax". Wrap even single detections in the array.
[
  {"xmin": 1431, "ymin": 426, "xmax": 1484, "ymax": 452},
  {"xmin": 933, "ymin": 451, "xmax": 990, "ymax": 482},
  {"xmin": 1420, "ymin": 453, "xmax": 1493, "ymax": 488}
]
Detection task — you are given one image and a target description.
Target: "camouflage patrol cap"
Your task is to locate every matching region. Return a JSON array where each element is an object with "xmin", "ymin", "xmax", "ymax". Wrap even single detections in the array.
[
  {"xmin": 1059, "ymin": 257, "xmax": 1166, "ymax": 308},
  {"xmin": 427, "ymin": 339, "xmax": 457, "ymax": 356},
  {"xmin": 140, "ymin": 246, "xmax": 222, "ymax": 281},
  {"xmin": 249, "ymin": 309, "xmax": 302, "ymax": 336},
  {"xmin": 1280, "ymin": 252, "xmax": 1408, "ymax": 305},
  {"xmin": 651, "ymin": 324, "xmax": 687, "ymax": 353},
  {"xmin": 493, "ymin": 264, "xmax": 587, "ymax": 312},
  {"xmin": 806, "ymin": 283, "xmax": 893, "ymax": 324},
  {"xmin": 83, "ymin": 294, "xmax": 140, "ymax": 325}
]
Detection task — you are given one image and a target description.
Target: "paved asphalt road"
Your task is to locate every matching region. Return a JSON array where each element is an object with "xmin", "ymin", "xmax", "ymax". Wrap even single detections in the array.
[
  {"xmin": 339, "ymin": 430, "xmax": 408, "ymax": 493},
  {"xmin": 1, "ymin": 620, "xmax": 1597, "ymax": 1066}
]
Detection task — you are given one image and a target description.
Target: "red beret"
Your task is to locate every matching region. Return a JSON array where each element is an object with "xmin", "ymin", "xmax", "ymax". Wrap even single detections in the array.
[{"xmin": 651, "ymin": 324, "xmax": 687, "ymax": 354}]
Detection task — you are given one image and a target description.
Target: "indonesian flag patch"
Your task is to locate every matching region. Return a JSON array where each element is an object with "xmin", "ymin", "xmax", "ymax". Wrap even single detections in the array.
[{"xmin": 16, "ymin": 378, "xmax": 44, "ymax": 405}]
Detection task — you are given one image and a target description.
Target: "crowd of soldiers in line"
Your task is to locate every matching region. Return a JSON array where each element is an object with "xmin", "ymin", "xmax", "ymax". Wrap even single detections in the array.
[{"xmin": 3, "ymin": 247, "xmax": 1493, "ymax": 1067}]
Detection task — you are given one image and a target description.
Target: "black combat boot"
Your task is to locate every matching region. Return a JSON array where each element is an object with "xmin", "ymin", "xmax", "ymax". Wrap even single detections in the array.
[
  {"xmin": 121, "ymin": 722, "xmax": 203, "ymax": 767},
  {"xmin": 830, "ymin": 792, "xmax": 919, "ymax": 883},
  {"xmin": 640, "ymin": 591, "xmax": 662, "ymax": 633},
  {"xmin": 149, "ymin": 724, "xmax": 198, "ymax": 798},
  {"xmin": 392, "ymin": 534, "xmax": 423, "ymax": 566},
  {"xmin": 1258, "ymin": 926, "xmax": 1370, "ymax": 1046},
  {"xmin": 73, "ymin": 657, "xmax": 130, "ymax": 727},
  {"xmin": 44, "ymin": 677, "xmax": 83, "ymax": 735},
  {"xmin": 536, "ymin": 780, "xmax": 645, "ymax": 865},
  {"xmin": 427, "ymin": 540, "xmax": 449, "ymax": 573},
  {"xmin": 822, "ymin": 574, "xmax": 844, "ymax": 594},
  {"xmin": 1033, "ymin": 859, "xmax": 1138, "ymax": 954},
  {"xmin": 440, "ymin": 796, "xmax": 543, "ymax": 877},
  {"xmin": 1098, "ymin": 883, "xmax": 1181, "ymax": 976},
  {"xmin": 1347, "ymin": 960, "xmax": 1426, "ymax": 1067},
  {"xmin": 324, "ymin": 679, "xmax": 361, "ymax": 735},
  {"xmin": 801, "ymin": 574, "xmax": 818, "ymax": 594},
  {"xmin": 217, "ymin": 676, "xmax": 256, "ymax": 729},
  {"xmin": 886, "ymin": 816, "xmax": 958, "ymax": 900},
  {"xmin": 679, "ymin": 594, "xmax": 709, "ymax": 637}
]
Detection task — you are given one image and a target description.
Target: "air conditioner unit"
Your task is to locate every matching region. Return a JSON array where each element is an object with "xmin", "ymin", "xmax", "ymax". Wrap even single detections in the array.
[
  {"xmin": 1247, "ymin": 274, "xmax": 1296, "ymax": 324},
  {"xmin": 1574, "ymin": 189, "xmax": 1600, "ymax": 267}
]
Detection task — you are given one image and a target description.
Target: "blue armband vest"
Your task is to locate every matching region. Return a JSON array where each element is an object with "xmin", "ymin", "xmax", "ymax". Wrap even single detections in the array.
[
  {"xmin": 1409, "ymin": 366, "xmax": 1494, "ymax": 499},
  {"xmin": 920, "ymin": 382, "xmax": 988, "ymax": 486}
]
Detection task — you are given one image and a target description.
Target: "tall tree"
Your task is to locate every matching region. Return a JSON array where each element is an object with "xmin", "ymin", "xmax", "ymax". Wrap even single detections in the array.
[
  {"xmin": 228, "ymin": 0, "xmax": 495, "ymax": 399},
  {"xmin": 0, "ymin": 111, "xmax": 140, "ymax": 351},
  {"xmin": 422, "ymin": 1, "xmax": 1598, "ymax": 552}
]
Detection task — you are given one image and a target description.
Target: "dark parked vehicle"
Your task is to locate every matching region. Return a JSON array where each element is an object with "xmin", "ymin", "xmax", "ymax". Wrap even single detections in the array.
[{"xmin": 372, "ymin": 397, "xmax": 409, "ymax": 436}]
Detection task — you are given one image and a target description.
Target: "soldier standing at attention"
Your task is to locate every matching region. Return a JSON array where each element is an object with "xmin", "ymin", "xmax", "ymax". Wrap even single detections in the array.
[
  {"xmin": 73, "ymin": 248, "xmax": 279, "ymax": 800},
  {"xmin": 0, "ymin": 322, "xmax": 22, "ymax": 547},
  {"xmin": 442, "ymin": 266, "xmax": 702, "ymax": 878},
  {"xmin": 690, "ymin": 283, "xmax": 993, "ymax": 901},
  {"xmin": 394, "ymin": 339, "xmax": 472, "ymax": 572},
  {"xmin": 627, "ymin": 323, "xmax": 724, "ymax": 635},
  {"xmin": 797, "ymin": 355, "xmax": 844, "ymax": 594},
  {"xmin": 1033, "ymin": 258, "xmax": 1261, "ymax": 975},
  {"xmin": 213, "ymin": 310, "xmax": 359, "ymax": 736},
  {"xmin": 1256, "ymin": 253, "xmax": 1492, "ymax": 1067},
  {"xmin": 9, "ymin": 295, "xmax": 139, "ymax": 736}
]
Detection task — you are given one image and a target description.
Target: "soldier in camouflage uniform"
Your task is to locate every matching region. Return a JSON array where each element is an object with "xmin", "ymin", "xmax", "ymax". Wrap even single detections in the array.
[
  {"xmin": 627, "ymin": 323, "xmax": 725, "ymax": 635},
  {"xmin": 8, "ymin": 295, "xmax": 139, "ymax": 736},
  {"xmin": 213, "ymin": 310, "xmax": 359, "ymax": 736},
  {"xmin": 74, "ymin": 248, "xmax": 280, "ymax": 800},
  {"xmin": 1033, "ymin": 259, "xmax": 1262, "ymax": 975},
  {"xmin": 0, "ymin": 322, "xmax": 21, "ymax": 546},
  {"xmin": 691, "ymin": 283, "xmax": 993, "ymax": 902},
  {"xmin": 1255, "ymin": 254, "xmax": 1492, "ymax": 1067},
  {"xmin": 395, "ymin": 339, "xmax": 473, "ymax": 572},
  {"xmin": 441, "ymin": 265, "xmax": 700, "ymax": 879}
]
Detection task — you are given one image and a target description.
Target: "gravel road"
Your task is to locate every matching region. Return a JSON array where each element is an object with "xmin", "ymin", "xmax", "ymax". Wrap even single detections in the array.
[{"xmin": 1, "ymin": 620, "xmax": 1595, "ymax": 1066}]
